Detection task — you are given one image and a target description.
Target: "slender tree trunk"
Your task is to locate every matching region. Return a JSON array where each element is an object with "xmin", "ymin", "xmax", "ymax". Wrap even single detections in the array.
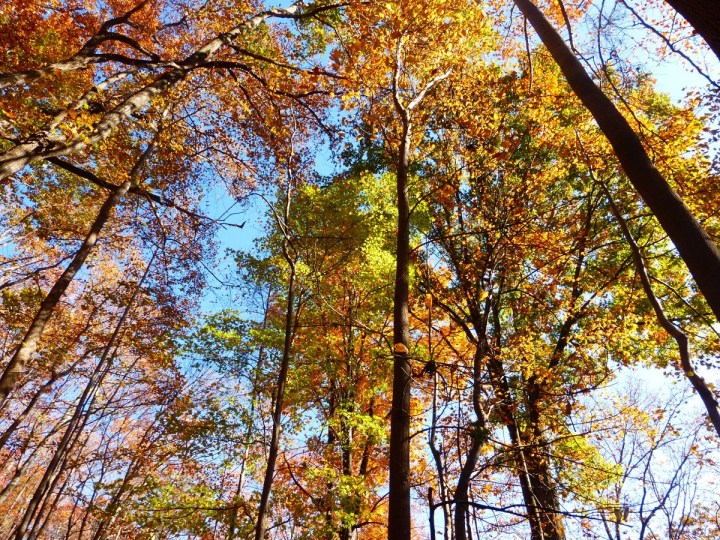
[
  {"xmin": 0, "ymin": 178, "xmax": 133, "ymax": 404},
  {"xmin": 254, "ymin": 268, "xmax": 294, "ymax": 540},
  {"xmin": 523, "ymin": 394, "xmax": 566, "ymax": 540},
  {"xmin": 600, "ymin": 180, "xmax": 720, "ymax": 436},
  {"xmin": 513, "ymin": 0, "xmax": 720, "ymax": 325},
  {"xmin": 11, "ymin": 252, "xmax": 153, "ymax": 539},
  {"xmin": 255, "ymin": 185, "xmax": 297, "ymax": 540},
  {"xmin": 488, "ymin": 354, "xmax": 557, "ymax": 540},
  {"xmin": 664, "ymin": 0, "xmax": 720, "ymax": 61},
  {"xmin": 388, "ymin": 117, "xmax": 413, "ymax": 540},
  {"xmin": 429, "ymin": 364, "xmax": 451, "ymax": 540},
  {"xmin": 0, "ymin": 132, "xmax": 158, "ymax": 405},
  {"xmin": 454, "ymin": 348, "xmax": 488, "ymax": 540},
  {"xmin": 487, "ymin": 301, "xmax": 561, "ymax": 540},
  {"xmin": 425, "ymin": 292, "xmax": 451, "ymax": 540},
  {"xmin": 228, "ymin": 291, "xmax": 271, "ymax": 540},
  {"xmin": 338, "ymin": 425, "xmax": 354, "ymax": 540}
]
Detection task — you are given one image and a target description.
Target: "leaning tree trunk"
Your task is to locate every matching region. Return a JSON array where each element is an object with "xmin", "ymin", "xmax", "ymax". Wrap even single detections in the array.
[
  {"xmin": 600, "ymin": 180, "xmax": 720, "ymax": 436},
  {"xmin": 665, "ymin": 0, "xmax": 720, "ymax": 61},
  {"xmin": 513, "ymin": 0, "xmax": 720, "ymax": 325},
  {"xmin": 11, "ymin": 251, "xmax": 153, "ymax": 540},
  {"xmin": 0, "ymin": 178, "xmax": 133, "ymax": 405},
  {"xmin": 0, "ymin": 138, "xmax": 157, "ymax": 404}
]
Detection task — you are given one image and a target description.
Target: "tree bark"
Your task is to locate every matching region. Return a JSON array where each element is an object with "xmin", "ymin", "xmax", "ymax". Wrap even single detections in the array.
[
  {"xmin": 665, "ymin": 0, "xmax": 720, "ymax": 61},
  {"xmin": 388, "ymin": 117, "xmax": 413, "ymax": 540},
  {"xmin": 387, "ymin": 47, "xmax": 450, "ymax": 540},
  {"xmin": 454, "ymin": 347, "xmax": 487, "ymax": 540},
  {"xmin": 513, "ymin": 0, "xmax": 720, "ymax": 325}
]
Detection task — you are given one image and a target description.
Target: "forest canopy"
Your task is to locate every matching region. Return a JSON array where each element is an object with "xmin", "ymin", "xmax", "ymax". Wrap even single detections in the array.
[{"xmin": 1, "ymin": 0, "xmax": 719, "ymax": 539}]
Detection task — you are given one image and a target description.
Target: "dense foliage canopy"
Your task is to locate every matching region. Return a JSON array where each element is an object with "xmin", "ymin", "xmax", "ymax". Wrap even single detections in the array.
[{"xmin": 1, "ymin": 0, "xmax": 719, "ymax": 539}]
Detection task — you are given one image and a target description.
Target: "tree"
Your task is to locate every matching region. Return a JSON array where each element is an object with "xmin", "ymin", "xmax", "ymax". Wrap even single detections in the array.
[
  {"xmin": 1, "ymin": 1, "xmax": 719, "ymax": 538},
  {"xmin": 664, "ymin": 0, "xmax": 720, "ymax": 61},
  {"xmin": 512, "ymin": 0, "xmax": 720, "ymax": 325}
]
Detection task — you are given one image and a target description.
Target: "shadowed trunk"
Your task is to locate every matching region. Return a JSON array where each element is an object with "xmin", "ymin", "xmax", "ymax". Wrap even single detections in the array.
[
  {"xmin": 388, "ymin": 116, "xmax": 413, "ymax": 540},
  {"xmin": 665, "ymin": 0, "xmax": 720, "ymax": 61},
  {"xmin": 513, "ymin": 0, "xmax": 720, "ymax": 325}
]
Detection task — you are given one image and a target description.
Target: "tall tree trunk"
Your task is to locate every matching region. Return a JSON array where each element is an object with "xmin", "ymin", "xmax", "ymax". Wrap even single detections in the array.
[
  {"xmin": 428, "ymin": 355, "xmax": 451, "ymax": 540},
  {"xmin": 255, "ymin": 186, "xmax": 297, "ymax": 540},
  {"xmin": 454, "ymin": 347, "xmax": 488, "ymax": 540},
  {"xmin": 338, "ymin": 422, "xmax": 354, "ymax": 540},
  {"xmin": 523, "ymin": 395, "xmax": 566, "ymax": 540},
  {"xmin": 665, "ymin": 0, "xmax": 720, "ymax": 61},
  {"xmin": 11, "ymin": 253, "xmax": 153, "ymax": 540},
  {"xmin": 228, "ymin": 290, "xmax": 271, "ymax": 540},
  {"xmin": 0, "ymin": 178, "xmax": 133, "ymax": 404},
  {"xmin": 513, "ymin": 0, "xmax": 720, "ymax": 325},
  {"xmin": 253, "ymin": 269, "xmax": 294, "ymax": 540},
  {"xmin": 488, "ymin": 300, "xmax": 564, "ymax": 540},
  {"xmin": 388, "ymin": 116, "xmax": 413, "ymax": 540},
  {"xmin": 387, "ymin": 54, "xmax": 451, "ymax": 540},
  {"xmin": 0, "ymin": 134, "xmax": 158, "ymax": 404},
  {"xmin": 487, "ymin": 353, "xmax": 563, "ymax": 540}
]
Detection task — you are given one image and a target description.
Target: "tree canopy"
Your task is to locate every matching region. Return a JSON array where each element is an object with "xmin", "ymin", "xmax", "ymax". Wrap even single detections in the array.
[{"xmin": 1, "ymin": 1, "xmax": 719, "ymax": 539}]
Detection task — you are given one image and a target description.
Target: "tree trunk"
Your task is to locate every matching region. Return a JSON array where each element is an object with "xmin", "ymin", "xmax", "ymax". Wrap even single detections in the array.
[
  {"xmin": 11, "ymin": 254, "xmax": 152, "ymax": 540},
  {"xmin": 255, "ymin": 196, "xmax": 297, "ymax": 540},
  {"xmin": 513, "ymin": 0, "xmax": 720, "ymax": 325},
  {"xmin": 454, "ymin": 347, "xmax": 487, "ymax": 540},
  {"xmin": 486, "ymin": 353, "xmax": 563, "ymax": 540},
  {"xmin": 228, "ymin": 292, "xmax": 271, "ymax": 540},
  {"xmin": 0, "ymin": 360, "xmax": 78, "ymax": 451},
  {"xmin": 665, "ymin": 0, "xmax": 720, "ymax": 61},
  {"xmin": 388, "ymin": 118, "xmax": 413, "ymax": 540},
  {"xmin": 0, "ymin": 178, "xmax": 133, "ymax": 405},
  {"xmin": 600, "ymin": 180, "xmax": 720, "ymax": 436}
]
